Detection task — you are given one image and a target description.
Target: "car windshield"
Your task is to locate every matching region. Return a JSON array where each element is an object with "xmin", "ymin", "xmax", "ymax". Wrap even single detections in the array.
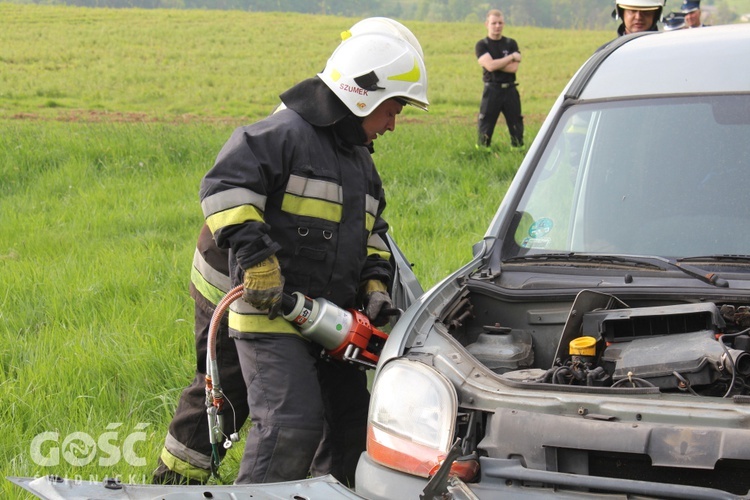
[{"xmin": 505, "ymin": 95, "xmax": 750, "ymax": 260}]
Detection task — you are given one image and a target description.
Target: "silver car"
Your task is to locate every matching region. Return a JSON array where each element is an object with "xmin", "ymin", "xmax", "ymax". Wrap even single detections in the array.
[{"xmin": 356, "ymin": 24, "xmax": 750, "ymax": 499}]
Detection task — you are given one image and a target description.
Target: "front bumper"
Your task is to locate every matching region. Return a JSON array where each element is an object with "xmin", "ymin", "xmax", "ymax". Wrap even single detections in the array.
[
  {"xmin": 355, "ymin": 452, "xmax": 749, "ymax": 500},
  {"xmin": 355, "ymin": 452, "xmax": 431, "ymax": 499}
]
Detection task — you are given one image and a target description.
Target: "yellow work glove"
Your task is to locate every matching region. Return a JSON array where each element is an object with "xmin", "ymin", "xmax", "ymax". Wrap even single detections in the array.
[
  {"xmin": 242, "ymin": 255, "xmax": 284, "ymax": 319},
  {"xmin": 362, "ymin": 279, "xmax": 393, "ymax": 327}
]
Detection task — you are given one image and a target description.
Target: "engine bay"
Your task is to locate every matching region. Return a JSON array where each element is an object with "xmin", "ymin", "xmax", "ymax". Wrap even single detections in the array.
[{"xmin": 443, "ymin": 289, "xmax": 750, "ymax": 398}]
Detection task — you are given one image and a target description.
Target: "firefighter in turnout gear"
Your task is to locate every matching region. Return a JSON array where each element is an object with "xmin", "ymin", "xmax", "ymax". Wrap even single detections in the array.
[
  {"xmin": 156, "ymin": 26, "xmax": 428, "ymax": 488},
  {"xmin": 153, "ymin": 18, "xmax": 427, "ymax": 487},
  {"xmin": 201, "ymin": 31, "xmax": 428, "ymax": 485}
]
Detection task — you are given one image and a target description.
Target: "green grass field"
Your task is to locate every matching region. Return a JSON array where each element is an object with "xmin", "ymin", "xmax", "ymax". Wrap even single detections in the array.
[{"xmin": 0, "ymin": 3, "xmax": 612, "ymax": 496}]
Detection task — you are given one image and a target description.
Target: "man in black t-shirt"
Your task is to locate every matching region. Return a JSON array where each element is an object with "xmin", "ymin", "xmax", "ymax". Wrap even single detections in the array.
[{"xmin": 475, "ymin": 9, "xmax": 523, "ymax": 150}]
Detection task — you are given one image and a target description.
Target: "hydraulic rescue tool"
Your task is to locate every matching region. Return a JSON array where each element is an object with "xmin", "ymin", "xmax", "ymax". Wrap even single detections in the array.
[
  {"xmin": 204, "ymin": 285, "xmax": 395, "ymax": 473},
  {"xmin": 279, "ymin": 291, "xmax": 391, "ymax": 368}
]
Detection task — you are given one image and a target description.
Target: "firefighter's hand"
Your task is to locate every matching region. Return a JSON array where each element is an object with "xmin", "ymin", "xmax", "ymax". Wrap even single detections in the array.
[
  {"xmin": 363, "ymin": 280, "xmax": 393, "ymax": 327},
  {"xmin": 242, "ymin": 255, "xmax": 284, "ymax": 319}
]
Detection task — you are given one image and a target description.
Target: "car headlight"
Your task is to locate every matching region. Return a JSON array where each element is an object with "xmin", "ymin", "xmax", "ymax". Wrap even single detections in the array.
[{"xmin": 366, "ymin": 358, "xmax": 458, "ymax": 478}]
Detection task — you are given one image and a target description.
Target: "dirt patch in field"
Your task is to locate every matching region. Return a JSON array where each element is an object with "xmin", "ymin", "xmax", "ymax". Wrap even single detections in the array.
[
  {"xmin": 8, "ymin": 110, "xmax": 248, "ymax": 125},
  {"xmin": 6, "ymin": 109, "xmax": 548, "ymax": 127}
]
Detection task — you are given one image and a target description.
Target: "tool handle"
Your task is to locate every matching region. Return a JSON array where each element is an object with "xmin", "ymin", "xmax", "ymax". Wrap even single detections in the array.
[{"xmin": 281, "ymin": 292, "xmax": 296, "ymax": 315}]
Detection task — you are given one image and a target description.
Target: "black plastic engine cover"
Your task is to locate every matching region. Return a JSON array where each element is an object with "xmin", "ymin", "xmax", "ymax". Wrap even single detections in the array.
[{"xmin": 601, "ymin": 330, "xmax": 723, "ymax": 389}]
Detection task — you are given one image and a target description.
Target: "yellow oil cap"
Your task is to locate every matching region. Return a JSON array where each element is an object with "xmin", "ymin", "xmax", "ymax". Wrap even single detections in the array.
[{"xmin": 569, "ymin": 336, "xmax": 597, "ymax": 356}]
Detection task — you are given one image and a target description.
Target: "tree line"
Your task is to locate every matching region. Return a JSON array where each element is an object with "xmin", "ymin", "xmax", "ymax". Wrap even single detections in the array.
[{"xmin": 8, "ymin": 0, "xmax": 743, "ymax": 29}]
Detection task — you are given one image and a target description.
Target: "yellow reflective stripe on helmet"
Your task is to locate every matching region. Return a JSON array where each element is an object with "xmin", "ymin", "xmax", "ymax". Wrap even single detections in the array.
[
  {"xmin": 228, "ymin": 310, "xmax": 300, "ymax": 334},
  {"xmin": 205, "ymin": 204, "xmax": 264, "ymax": 234},
  {"xmin": 282, "ymin": 194, "xmax": 342, "ymax": 223},
  {"xmin": 388, "ymin": 57, "xmax": 421, "ymax": 83},
  {"xmin": 160, "ymin": 448, "xmax": 212, "ymax": 483}
]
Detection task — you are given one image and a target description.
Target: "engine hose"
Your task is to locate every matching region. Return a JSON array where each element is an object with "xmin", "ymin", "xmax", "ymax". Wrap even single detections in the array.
[{"xmin": 553, "ymin": 366, "xmax": 573, "ymax": 384}]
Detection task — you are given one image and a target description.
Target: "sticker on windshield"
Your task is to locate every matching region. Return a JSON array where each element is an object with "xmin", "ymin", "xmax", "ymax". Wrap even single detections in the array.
[
  {"xmin": 529, "ymin": 218, "xmax": 553, "ymax": 238},
  {"xmin": 521, "ymin": 237, "xmax": 550, "ymax": 249}
]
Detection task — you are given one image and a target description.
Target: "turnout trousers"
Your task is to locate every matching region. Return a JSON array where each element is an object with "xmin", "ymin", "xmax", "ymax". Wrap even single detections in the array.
[
  {"xmin": 234, "ymin": 334, "xmax": 369, "ymax": 486},
  {"xmin": 477, "ymin": 82, "xmax": 524, "ymax": 148}
]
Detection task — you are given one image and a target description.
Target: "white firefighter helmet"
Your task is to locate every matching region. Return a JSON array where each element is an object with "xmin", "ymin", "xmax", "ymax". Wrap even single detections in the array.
[
  {"xmin": 613, "ymin": 0, "xmax": 666, "ymax": 20},
  {"xmin": 318, "ymin": 32, "xmax": 429, "ymax": 117},
  {"xmin": 341, "ymin": 17, "xmax": 424, "ymax": 60}
]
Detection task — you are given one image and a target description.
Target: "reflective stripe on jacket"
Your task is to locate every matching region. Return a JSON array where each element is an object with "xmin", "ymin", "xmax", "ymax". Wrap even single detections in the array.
[{"xmin": 189, "ymin": 224, "xmax": 231, "ymax": 313}]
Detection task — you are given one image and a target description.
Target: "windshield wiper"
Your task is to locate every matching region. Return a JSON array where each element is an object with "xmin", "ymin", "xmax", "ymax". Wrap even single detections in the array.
[
  {"xmin": 505, "ymin": 253, "xmax": 729, "ymax": 287},
  {"xmin": 506, "ymin": 253, "xmax": 667, "ymax": 270},
  {"xmin": 671, "ymin": 259, "xmax": 729, "ymax": 287}
]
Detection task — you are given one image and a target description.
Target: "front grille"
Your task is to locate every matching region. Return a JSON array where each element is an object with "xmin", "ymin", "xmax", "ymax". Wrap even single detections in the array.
[{"xmin": 587, "ymin": 451, "xmax": 750, "ymax": 495}]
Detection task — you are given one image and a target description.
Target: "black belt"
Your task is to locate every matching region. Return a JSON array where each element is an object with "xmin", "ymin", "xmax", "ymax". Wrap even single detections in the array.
[{"xmin": 487, "ymin": 82, "xmax": 517, "ymax": 89}]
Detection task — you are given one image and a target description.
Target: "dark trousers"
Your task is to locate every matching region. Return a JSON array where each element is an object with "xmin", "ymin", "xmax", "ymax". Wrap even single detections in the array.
[
  {"xmin": 478, "ymin": 82, "xmax": 524, "ymax": 147},
  {"xmin": 164, "ymin": 303, "xmax": 249, "ymax": 469},
  {"xmin": 234, "ymin": 334, "xmax": 369, "ymax": 486}
]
